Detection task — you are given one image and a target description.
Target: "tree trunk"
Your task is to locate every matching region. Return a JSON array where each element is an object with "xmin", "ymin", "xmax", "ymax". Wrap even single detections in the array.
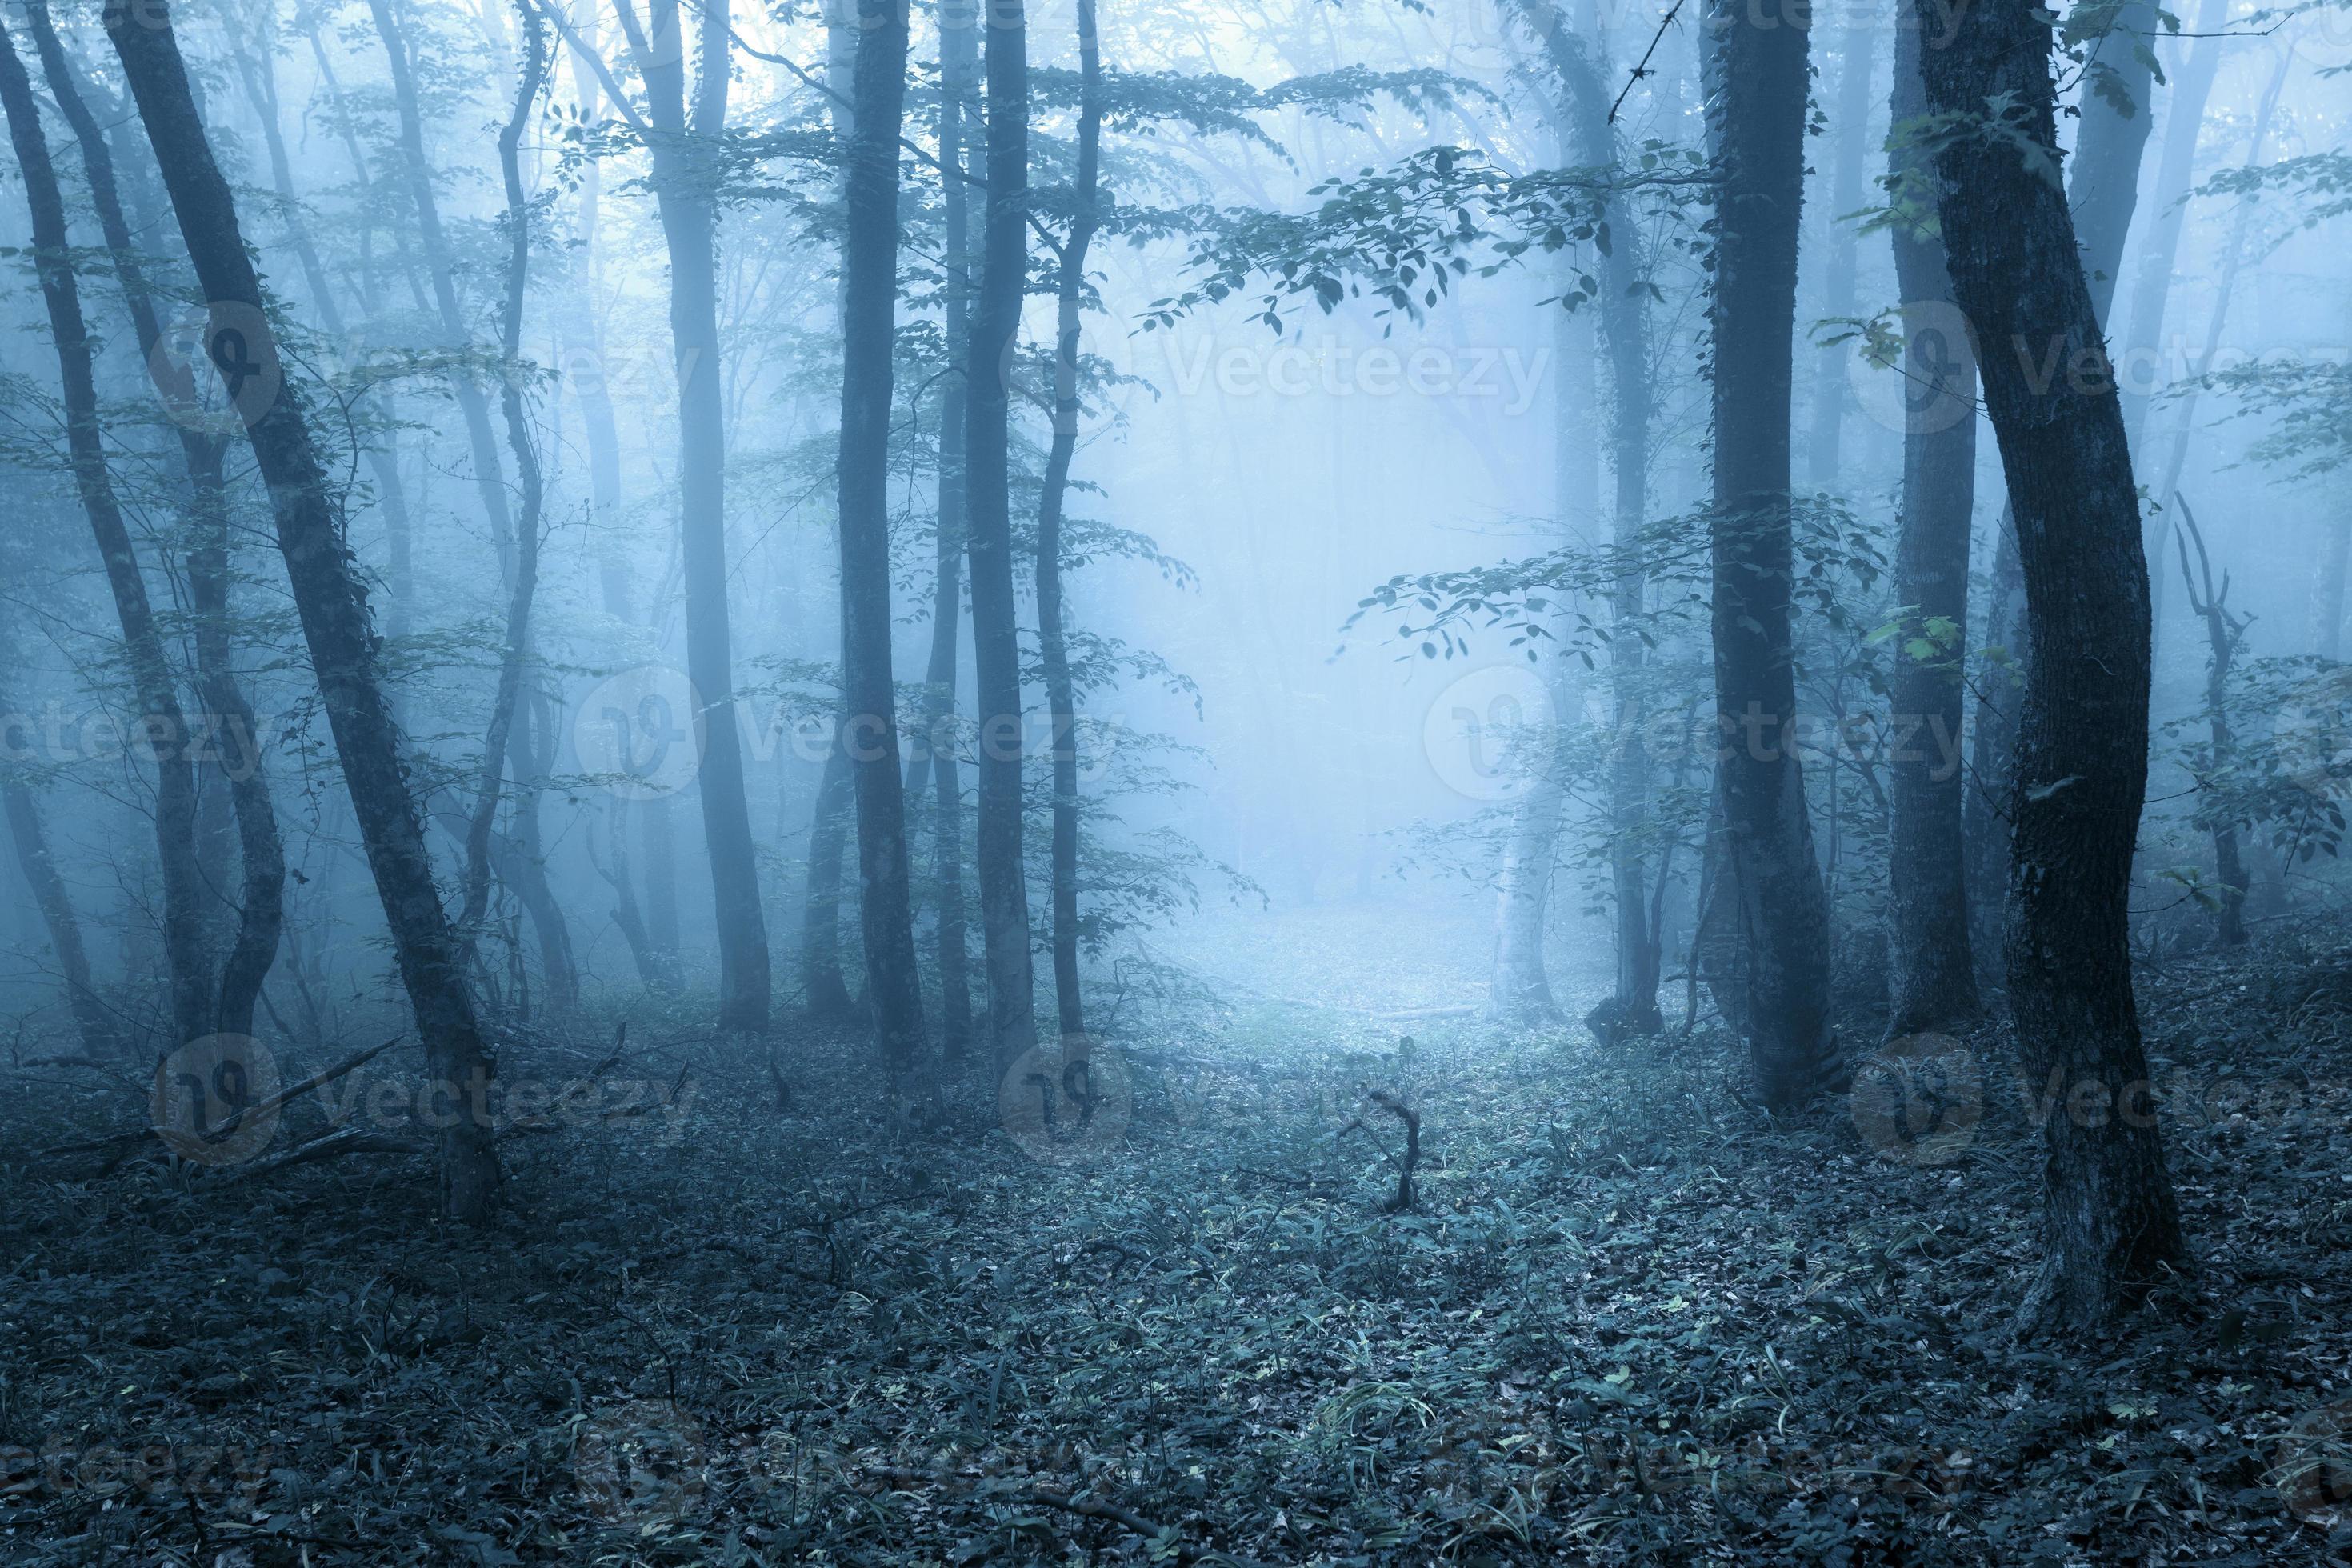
[
  {"xmin": 2173, "ymin": 504, "xmax": 2249, "ymax": 947},
  {"xmin": 1489, "ymin": 722, "xmax": 1568, "ymax": 1021},
  {"xmin": 1529, "ymin": 6, "xmax": 1662, "ymax": 1035},
  {"xmin": 966, "ymin": 0, "xmax": 1039, "ymax": 1066},
  {"xmin": 1882, "ymin": 17, "xmax": 1981, "ymax": 1038},
  {"xmin": 28, "ymin": 0, "xmax": 285, "ymax": 1043},
  {"xmin": 1702, "ymin": 0, "xmax": 1834, "ymax": 1111},
  {"xmin": 916, "ymin": 0, "xmax": 978, "ymax": 1060},
  {"xmin": 614, "ymin": 0, "xmax": 770, "ymax": 1033},
  {"xmin": 837, "ymin": 0, "xmax": 926, "ymax": 1072},
  {"xmin": 1805, "ymin": 21, "xmax": 1875, "ymax": 490},
  {"xmin": 366, "ymin": 0, "xmax": 520, "ymax": 579},
  {"xmin": 1923, "ymin": 2, "xmax": 2184, "ymax": 1331},
  {"xmin": 0, "ymin": 14, "xmax": 210, "ymax": 1052},
  {"xmin": 1034, "ymin": 0, "xmax": 1101, "ymax": 1046},
  {"xmin": 107, "ymin": 0, "xmax": 502, "ymax": 1219},
  {"xmin": 801, "ymin": 734, "xmax": 859, "ymax": 1018},
  {"xmin": 2, "ymin": 778, "xmax": 111, "ymax": 1057}
]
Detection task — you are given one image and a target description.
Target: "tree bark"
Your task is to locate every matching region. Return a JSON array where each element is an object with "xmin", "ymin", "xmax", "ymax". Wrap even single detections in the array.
[
  {"xmin": 916, "ymin": 0, "xmax": 978, "ymax": 1060},
  {"xmin": 1702, "ymin": 0, "xmax": 1834, "ymax": 1111},
  {"xmin": 1923, "ymin": 1, "xmax": 2184, "ymax": 1330},
  {"xmin": 611, "ymin": 0, "xmax": 771, "ymax": 1033},
  {"xmin": 1882, "ymin": 16, "xmax": 1980, "ymax": 1038},
  {"xmin": 106, "ymin": 0, "xmax": 502, "ymax": 1219},
  {"xmin": 966, "ymin": 0, "xmax": 1039, "ymax": 1065},
  {"xmin": 0, "ymin": 14, "xmax": 210, "ymax": 1053},
  {"xmin": 837, "ymin": 0, "xmax": 927, "ymax": 1072},
  {"xmin": 27, "ymin": 0, "xmax": 285, "ymax": 1043},
  {"xmin": 1034, "ymin": 0, "xmax": 1100, "ymax": 1046}
]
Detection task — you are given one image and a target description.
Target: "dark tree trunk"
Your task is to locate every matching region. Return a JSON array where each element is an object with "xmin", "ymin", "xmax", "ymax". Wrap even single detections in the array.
[
  {"xmin": 27, "ymin": 0, "xmax": 285, "ymax": 1043},
  {"xmin": 106, "ymin": 0, "xmax": 502, "ymax": 1219},
  {"xmin": 837, "ymin": 0, "xmax": 927, "ymax": 1072},
  {"xmin": 801, "ymin": 735, "xmax": 859, "ymax": 1019},
  {"xmin": 916, "ymin": 1, "xmax": 978, "ymax": 1060},
  {"xmin": 612, "ymin": 0, "xmax": 770, "ymax": 1034},
  {"xmin": 1034, "ymin": 0, "xmax": 1101, "ymax": 1046},
  {"xmin": 965, "ymin": 0, "xmax": 1039, "ymax": 1065},
  {"xmin": 1965, "ymin": 0, "xmax": 2159, "ymax": 953},
  {"xmin": 1923, "ymin": 2, "xmax": 2185, "ymax": 1331},
  {"xmin": 2, "ymin": 778, "xmax": 111, "ymax": 1057},
  {"xmin": 0, "ymin": 14, "xmax": 210, "ymax": 1052},
  {"xmin": 1882, "ymin": 18, "xmax": 1981, "ymax": 1038},
  {"xmin": 1702, "ymin": 0, "xmax": 1834, "ymax": 1111}
]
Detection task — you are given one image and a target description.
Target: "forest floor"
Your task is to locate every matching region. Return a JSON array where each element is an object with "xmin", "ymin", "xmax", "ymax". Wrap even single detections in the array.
[{"xmin": 4, "ymin": 898, "xmax": 2352, "ymax": 1566}]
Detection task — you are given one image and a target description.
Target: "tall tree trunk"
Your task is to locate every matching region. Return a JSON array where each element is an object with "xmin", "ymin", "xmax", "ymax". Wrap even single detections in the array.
[
  {"xmin": 1923, "ymin": 2, "xmax": 2184, "ymax": 1331},
  {"xmin": 1034, "ymin": 0, "xmax": 1100, "ymax": 1046},
  {"xmin": 1527, "ymin": 4, "xmax": 1662, "ymax": 1034},
  {"xmin": 801, "ymin": 737, "xmax": 859, "ymax": 1018},
  {"xmin": 1702, "ymin": 0, "xmax": 1833, "ymax": 1111},
  {"xmin": 2174, "ymin": 502, "xmax": 2249, "ymax": 946},
  {"xmin": 366, "ymin": 0, "xmax": 519, "ymax": 578},
  {"xmin": 1805, "ymin": 21, "xmax": 1874, "ymax": 490},
  {"xmin": 966, "ymin": 0, "xmax": 1039, "ymax": 1065},
  {"xmin": 28, "ymin": 0, "xmax": 284, "ymax": 1042},
  {"xmin": 106, "ymin": 0, "xmax": 502, "ymax": 1219},
  {"xmin": 916, "ymin": 0, "xmax": 978, "ymax": 1060},
  {"xmin": 2, "ymin": 777, "xmax": 111, "ymax": 1056},
  {"xmin": 837, "ymin": 0, "xmax": 926, "ymax": 1072},
  {"xmin": 0, "ymin": 14, "xmax": 210, "ymax": 1052},
  {"xmin": 1882, "ymin": 16, "xmax": 1980, "ymax": 1038},
  {"xmin": 611, "ymin": 0, "xmax": 770, "ymax": 1033},
  {"xmin": 2117, "ymin": 0, "xmax": 2230, "ymax": 453},
  {"xmin": 457, "ymin": 5, "xmax": 550, "ymax": 978},
  {"xmin": 1489, "ymin": 721, "xmax": 1569, "ymax": 1020},
  {"xmin": 1961, "ymin": 0, "xmax": 2160, "ymax": 980}
]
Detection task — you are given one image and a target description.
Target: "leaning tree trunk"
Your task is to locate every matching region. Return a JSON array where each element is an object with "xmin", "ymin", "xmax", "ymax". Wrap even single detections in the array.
[
  {"xmin": 1702, "ymin": 0, "xmax": 1834, "ymax": 1112},
  {"xmin": 966, "ymin": 0, "xmax": 1040, "ymax": 1066},
  {"xmin": 27, "ymin": 0, "xmax": 284, "ymax": 1042},
  {"xmin": 1034, "ymin": 0, "xmax": 1102, "ymax": 1048},
  {"xmin": 2, "ymin": 774, "xmax": 111, "ymax": 1057},
  {"xmin": 0, "ymin": 15, "xmax": 210, "ymax": 1053},
  {"xmin": 1882, "ymin": 17, "xmax": 1980, "ymax": 1038},
  {"xmin": 106, "ymin": 0, "xmax": 502, "ymax": 1219},
  {"xmin": 1965, "ymin": 0, "xmax": 2158, "ymax": 965},
  {"xmin": 1923, "ymin": 1, "xmax": 2184, "ymax": 1331},
  {"xmin": 612, "ymin": 0, "xmax": 770, "ymax": 1034},
  {"xmin": 836, "ymin": 0, "xmax": 926, "ymax": 1073},
  {"xmin": 912, "ymin": 1, "xmax": 978, "ymax": 1060}
]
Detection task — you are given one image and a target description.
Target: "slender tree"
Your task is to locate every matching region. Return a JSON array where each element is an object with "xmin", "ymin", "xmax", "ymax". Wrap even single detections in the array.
[
  {"xmin": 836, "ymin": 0, "xmax": 927, "ymax": 1071},
  {"xmin": 1923, "ymin": 0, "xmax": 2184, "ymax": 1330},
  {"xmin": 25, "ymin": 0, "xmax": 286, "ymax": 1043},
  {"xmin": 1702, "ymin": 0, "xmax": 1834, "ymax": 1110},
  {"xmin": 966, "ymin": 0, "xmax": 1039, "ymax": 1064},
  {"xmin": 0, "ymin": 14, "xmax": 210, "ymax": 1053},
  {"xmin": 105, "ymin": 0, "xmax": 502, "ymax": 1218},
  {"xmin": 1882, "ymin": 14, "xmax": 1980, "ymax": 1038},
  {"xmin": 1034, "ymin": 0, "xmax": 1102, "ymax": 1046}
]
